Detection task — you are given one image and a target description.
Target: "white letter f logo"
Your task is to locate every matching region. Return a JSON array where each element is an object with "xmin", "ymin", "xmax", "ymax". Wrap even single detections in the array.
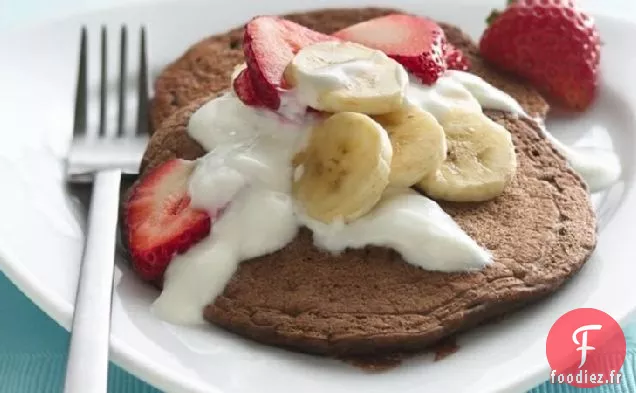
[{"xmin": 573, "ymin": 324, "xmax": 602, "ymax": 368}]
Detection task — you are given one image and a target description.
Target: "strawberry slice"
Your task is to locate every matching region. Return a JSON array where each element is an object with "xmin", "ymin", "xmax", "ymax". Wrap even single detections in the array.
[
  {"xmin": 333, "ymin": 14, "xmax": 448, "ymax": 85},
  {"xmin": 233, "ymin": 67, "xmax": 264, "ymax": 107},
  {"xmin": 444, "ymin": 43, "xmax": 470, "ymax": 71},
  {"xmin": 125, "ymin": 159, "xmax": 215, "ymax": 281},
  {"xmin": 243, "ymin": 16, "xmax": 338, "ymax": 110}
]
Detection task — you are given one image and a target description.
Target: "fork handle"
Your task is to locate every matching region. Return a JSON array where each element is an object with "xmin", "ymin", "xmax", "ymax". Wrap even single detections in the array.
[{"xmin": 64, "ymin": 169, "xmax": 122, "ymax": 393}]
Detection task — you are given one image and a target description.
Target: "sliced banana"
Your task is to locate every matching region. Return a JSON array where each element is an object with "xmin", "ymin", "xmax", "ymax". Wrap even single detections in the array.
[
  {"xmin": 417, "ymin": 110, "xmax": 516, "ymax": 202},
  {"xmin": 285, "ymin": 41, "xmax": 408, "ymax": 115},
  {"xmin": 373, "ymin": 105, "xmax": 447, "ymax": 187},
  {"xmin": 293, "ymin": 112, "xmax": 392, "ymax": 223},
  {"xmin": 231, "ymin": 63, "xmax": 247, "ymax": 81}
]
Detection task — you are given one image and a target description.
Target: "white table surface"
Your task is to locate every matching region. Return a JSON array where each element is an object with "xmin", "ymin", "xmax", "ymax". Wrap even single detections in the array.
[{"xmin": 1, "ymin": 0, "xmax": 635, "ymax": 32}]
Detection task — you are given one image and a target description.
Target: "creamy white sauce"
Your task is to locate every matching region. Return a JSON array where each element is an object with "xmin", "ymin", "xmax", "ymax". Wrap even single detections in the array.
[
  {"xmin": 153, "ymin": 94, "xmax": 307, "ymax": 323},
  {"xmin": 299, "ymin": 187, "xmax": 491, "ymax": 272},
  {"xmin": 406, "ymin": 73, "xmax": 481, "ymax": 120},
  {"xmin": 418, "ymin": 71, "xmax": 622, "ymax": 192},
  {"xmin": 153, "ymin": 67, "xmax": 621, "ymax": 324},
  {"xmin": 288, "ymin": 44, "xmax": 409, "ymax": 113},
  {"xmin": 152, "ymin": 76, "xmax": 497, "ymax": 323},
  {"xmin": 446, "ymin": 70, "xmax": 525, "ymax": 115},
  {"xmin": 299, "ymin": 59, "xmax": 378, "ymax": 89},
  {"xmin": 534, "ymin": 120, "xmax": 621, "ymax": 192}
]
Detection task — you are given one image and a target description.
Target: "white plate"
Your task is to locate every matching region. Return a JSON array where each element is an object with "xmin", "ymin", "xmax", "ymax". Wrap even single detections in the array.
[{"xmin": 1, "ymin": 1, "xmax": 635, "ymax": 392}]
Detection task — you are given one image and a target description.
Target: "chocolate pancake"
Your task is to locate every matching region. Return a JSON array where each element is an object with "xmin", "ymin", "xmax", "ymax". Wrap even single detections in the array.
[
  {"xmin": 139, "ymin": 8, "xmax": 596, "ymax": 356},
  {"xmin": 150, "ymin": 8, "xmax": 549, "ymax": 131}
]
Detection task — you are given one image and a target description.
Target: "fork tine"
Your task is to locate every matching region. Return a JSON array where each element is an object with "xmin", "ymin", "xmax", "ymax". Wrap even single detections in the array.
[
  {"xmin": 136, "ymin": 26, "xmax": 149, "ymax": 136},
  {"xmin": 98, "ymin": 26, "xmax": 108, "ymax": 137},
  {"xmin": 73, "ymin": 27, "xmax": 88, "ymax": 137},
  {"xmin": 117, "ymin": 25, "xmax": 127, "ymax": 136}
]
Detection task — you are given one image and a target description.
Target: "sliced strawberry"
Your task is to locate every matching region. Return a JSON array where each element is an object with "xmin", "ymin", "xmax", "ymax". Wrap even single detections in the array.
[
  {"xmin": 333, "ymin": 14, "xmax": 448, "ymax": 85},
  {"xmin": 444, "ymin": 43, "xmax": 470, "ymax": 71},
  {"xmin": 243, "ymin": 16, "xmax": 338, "ymax": 110},
  {"xmin": 233, "ymin": 67, "xmax": 264, "ymax": 107},
  {"xmin": 125, "ymin": 159, "xmax": 215, "ymax": 281}
]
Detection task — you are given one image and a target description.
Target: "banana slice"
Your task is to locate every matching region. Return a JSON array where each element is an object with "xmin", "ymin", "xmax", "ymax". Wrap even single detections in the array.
[
  {"xmin": 285, "ymin": 41, "xmax": 408, "ymax": 114},
  {"xmin": 417, "ymin": 110, "xmax": 516, "ymax": 202},
  {"xmin": 293, "ymin": 112, "xmax": 392, "ymax": 223},
  {"xmin": 373, "ymin": 105, "xmax": 447, "ymax": 187},
  {"xmin": 231, "ymin": 63, "xmax": 247, "ymax": 81}
]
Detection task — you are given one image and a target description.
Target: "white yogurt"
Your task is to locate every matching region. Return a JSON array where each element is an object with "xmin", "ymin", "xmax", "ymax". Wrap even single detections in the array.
[
  {"xmin": 422, "ymin": 71, "xmax": 622, "ymax": 192},
  {"xmin": 153, "ymin": 68, "xmax": 620, "ymax": 324},
  {"xmin": 300, "ymin": 187, "xmax": 491, "ymax": 272},
  {"xmin": 153, "ymin": 94, "xmax": 307, "ymax": 323},
  {"xmin": 296, "ymin": 59, "xmax": 378, "ymax": 89},
  {"xmin": 406, "ymin": 70, "xmax": 524, "ymax": 121},
  {"xmin": 406, "ymin": 73, "xmax": 481, "ymax": 120},
  {"xmin": 445, "ymin": 70, "xmax": 525, "ymax": 115},
  {"xmin": 287, "ymin": 42, "xmax": 409, "ymax": 113},
  {"xmin": 534, "ymin": 121, "xmax": 621, "ymax": 192},
  {"xmin": 152, "ymin": 86, "xmax": 491, "ymax": 323}
]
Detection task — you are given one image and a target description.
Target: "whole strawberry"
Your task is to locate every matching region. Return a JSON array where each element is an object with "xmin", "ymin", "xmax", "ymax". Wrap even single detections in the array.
[{"xmin": 479, "ymin": 0, "xmax": 600, "ymax": 111}]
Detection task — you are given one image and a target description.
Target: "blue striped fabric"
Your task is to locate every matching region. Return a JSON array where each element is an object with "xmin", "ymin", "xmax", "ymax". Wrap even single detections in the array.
[
  {"xmin": 0, "ymin": 273, "xmax": 160, "ymax": 393},
  {"xmin": 1, "ymin": 271, "xmax": 634, "ymax": 393}
]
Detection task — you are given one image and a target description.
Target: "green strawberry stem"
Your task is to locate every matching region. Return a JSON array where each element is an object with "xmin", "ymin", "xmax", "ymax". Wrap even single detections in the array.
[
  {"xmin": 486, "ymin": 0, "xmax": 516, "ymax": 25},
  {"xmin": 486, "ymin": 10, "xmax": 501, "ymax": 25}
]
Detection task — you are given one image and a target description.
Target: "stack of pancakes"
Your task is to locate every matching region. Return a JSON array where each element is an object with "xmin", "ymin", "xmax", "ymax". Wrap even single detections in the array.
[{"xmin": 135, "ymin": 8, "xmax": 596, "ymax": 356}]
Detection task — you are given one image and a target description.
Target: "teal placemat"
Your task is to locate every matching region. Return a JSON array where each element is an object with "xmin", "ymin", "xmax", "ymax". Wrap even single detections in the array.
[
  {"xmin": 0, "ymin": 272, "xmax": 159, "ymax": 393},
  {"xmin": 1, "ymin": 271, "xmax": 635, "ymax": 393}
]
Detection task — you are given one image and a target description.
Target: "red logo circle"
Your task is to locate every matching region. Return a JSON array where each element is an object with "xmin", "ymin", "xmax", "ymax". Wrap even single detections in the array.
[{"xmin": 546, "ymin": 308, "xmax": 626, "ymax": 388}]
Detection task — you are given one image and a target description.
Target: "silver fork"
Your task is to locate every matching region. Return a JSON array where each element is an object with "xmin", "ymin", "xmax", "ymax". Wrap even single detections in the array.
[{"xmin": 64, "ymin": 26, "xmax": 149, "ymax": 393}]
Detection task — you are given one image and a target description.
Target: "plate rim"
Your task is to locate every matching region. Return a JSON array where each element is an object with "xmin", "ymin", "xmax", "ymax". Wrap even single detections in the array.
[{"xmin": 1, "ymin": 2, "xmax": 636, "ymax": 393}]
